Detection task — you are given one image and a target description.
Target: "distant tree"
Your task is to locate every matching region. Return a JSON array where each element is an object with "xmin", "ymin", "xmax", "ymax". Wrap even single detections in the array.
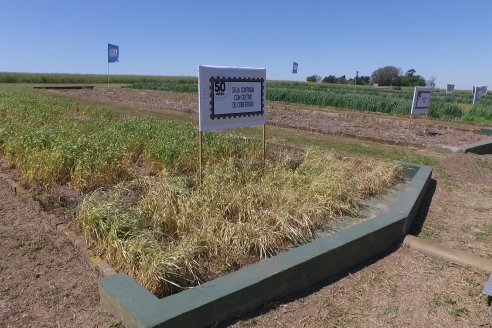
[
  {"xmin": 405, "ymin": 69, "xmax": 416, "ymax": 77},
  {"xmin": 401, "ymin": 68, "xmax": 426, "ymax": 87},
  {"xmin": 322, "ymin": 75, "xmax": 336, "ymax": 83},
  {"xmin": 401, "ymin": 75, "xmax": 426, "ymax": 87},
  {"xmin": 354, "ymin": 76, "xmax": 370, "ymax": 85},
  {"xmin": 306, "ymin": 75, "xmax": 322, "ymax": 83},
  {"xmin": 370, "ymin": 66, "xmax": 401, "ymax": 86},
  {"xmin": 360, "ymin": 76, "xmax": 370, "ymax": 84},
  {"xmin": 426, "ymin": 75, "xmax": 437, "ymax": 87}
]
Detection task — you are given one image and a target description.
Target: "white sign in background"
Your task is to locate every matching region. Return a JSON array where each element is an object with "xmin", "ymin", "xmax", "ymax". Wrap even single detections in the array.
[
  {"xmin": 446, "ymin": 84, "xmax": 454, "ymax": 94},
  {"xmin": 411, "ymin": 86, "xmax": 433, "ymax": 115},
  {"xmin": 198, "ymin": 65, "xmax": 266, "ymax": 131},
  {"xmin": 473, "ymin": 86, "xmax": 488, "ymax": 104}
]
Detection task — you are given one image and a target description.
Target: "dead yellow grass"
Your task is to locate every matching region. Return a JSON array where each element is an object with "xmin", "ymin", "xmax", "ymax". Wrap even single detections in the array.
[{"xmin": 79, "ymin": 149, "xmax": 402, "ymax": 296}]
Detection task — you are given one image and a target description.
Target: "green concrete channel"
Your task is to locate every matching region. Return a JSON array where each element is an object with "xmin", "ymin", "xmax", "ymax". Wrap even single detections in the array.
[
  {"xmin": 481, "ymin": 128, "xmax": 492, "ymax": 136},
  {"xmin": 99, "ymin": 163, "xmax": 432, "ymax": 328},
  {"xmin": 435, "ymin": 128, "xmax": 492, "ymax": 154}
]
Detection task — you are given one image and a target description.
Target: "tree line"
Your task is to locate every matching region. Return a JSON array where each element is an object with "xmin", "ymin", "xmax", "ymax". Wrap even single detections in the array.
[{"xmin": 306, "ymin": 66, "xmax": 434, "ymax": 87}]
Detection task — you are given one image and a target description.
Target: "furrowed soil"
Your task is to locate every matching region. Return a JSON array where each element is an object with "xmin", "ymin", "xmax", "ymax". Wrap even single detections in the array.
[
  {"xmin": 0, "ymin": 87, "xmax": 490, "ymax": 327},
  {"xmin": 47, "ymin": 88, "xmax": 488, "ymax": 148}
]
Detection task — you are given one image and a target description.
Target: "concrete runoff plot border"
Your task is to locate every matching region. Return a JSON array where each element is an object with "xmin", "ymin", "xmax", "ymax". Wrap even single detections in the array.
[
  {"xmin": 33, "ymin": 85, "xmax": 94, "ymax": 90},
  {"xmin": 435, "ymin": 128, "xmax": 492, "ymax": 154},
  {"xmin": 99, "ymin": 163, "xmax": 432, "ymax": 328},
  {"xmin": 481, "ymin": 128, "xmax": 492, "ymax": 136}
]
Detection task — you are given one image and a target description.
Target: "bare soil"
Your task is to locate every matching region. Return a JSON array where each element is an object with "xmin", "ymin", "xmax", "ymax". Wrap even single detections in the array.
[
  {"xmin": 0, "ymin": 169, "xmax": 115, "ymax": 327},
  {"xmin": 0, "ymin": 88, "xmax": 490, "ymax": 327}
]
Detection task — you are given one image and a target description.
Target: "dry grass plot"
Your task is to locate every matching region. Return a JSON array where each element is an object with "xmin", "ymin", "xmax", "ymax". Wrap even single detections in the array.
[{"xmin": 79, "ymin": 150, "xmax": 402, "ymax": 296}]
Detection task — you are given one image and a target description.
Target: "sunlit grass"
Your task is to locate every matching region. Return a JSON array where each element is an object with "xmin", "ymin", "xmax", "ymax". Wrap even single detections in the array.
[{"xmin": 79, "ymin": 149, "xmax": 402, "ymax": 296}]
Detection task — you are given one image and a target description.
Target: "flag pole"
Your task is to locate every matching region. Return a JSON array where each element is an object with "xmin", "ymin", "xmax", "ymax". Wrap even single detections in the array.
[{"xmin": 107, "ymin": 42, "xmax": 110, "ymax": 90}]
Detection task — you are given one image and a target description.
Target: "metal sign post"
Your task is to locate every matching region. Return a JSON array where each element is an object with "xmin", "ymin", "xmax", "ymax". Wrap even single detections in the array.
[
  {"xmin": 473, "ymin": 86, "xmax": 488, "ymax": 105},
  {"xmin": 262, "ymin": 124, "xmax": 266, "ymax": 163},
  {"xmin": 408, "ymin": 86, "xmax": 433, "ymax": 134},
  {"xmin": 198, "ymin": 131, "xmax": 203, "ymax": 185}
]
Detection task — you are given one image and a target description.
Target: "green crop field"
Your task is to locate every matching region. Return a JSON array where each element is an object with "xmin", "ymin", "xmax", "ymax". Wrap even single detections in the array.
[{"xmin": 128, "ymin": 79, "xmax": 492, "ymax": 123}]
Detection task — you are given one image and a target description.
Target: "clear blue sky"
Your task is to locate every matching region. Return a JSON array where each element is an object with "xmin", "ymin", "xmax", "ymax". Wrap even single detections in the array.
[{"xmin": 1, "ymin": 0, "xmax": 490, "ymax": 89}]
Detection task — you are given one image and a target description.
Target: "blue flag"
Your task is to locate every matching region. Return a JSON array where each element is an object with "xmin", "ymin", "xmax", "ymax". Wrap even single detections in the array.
[
  {"xmin": 292, "ymin": 62, "xmax": 298, "ymax": 74},
  {"xmin": 108, "ymin": 43, "xmax": 119, "ymax": 63}
]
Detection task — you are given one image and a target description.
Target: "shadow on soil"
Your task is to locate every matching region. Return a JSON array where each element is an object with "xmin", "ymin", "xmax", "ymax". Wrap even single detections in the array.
[
  {"xmin": 220, "ymin": 179, "xmax": 438, "ymax": 327},
  {"xmin": 408, "ymin": 178, "xmax": 436, "ymax": 236},
  {"xmin": 219, "ymin": 245, "xmax": 401, "ymax": 328}
]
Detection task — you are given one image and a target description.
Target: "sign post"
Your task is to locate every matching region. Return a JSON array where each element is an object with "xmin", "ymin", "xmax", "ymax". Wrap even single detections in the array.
[
  {"xmin": 262, "ymin": 124, "xmax": 266, "ymax": 162},
  {"xmin": 446, "ymin": 84, "xmax": 455, "ymax": 94},
  {"xmin": 408, "ymin": 86, "xmax": 433, "ymax": 132},
  {"xmin": 473, "ymin": 86, "xmax": 488, "ymax": 104},
  {"xmin": 198, "ymin": 65, "xmax": 267, "ymax": 184},
  {"xmin": 198, "ymin": 130, "xmax": 203, "ymax": 185}
]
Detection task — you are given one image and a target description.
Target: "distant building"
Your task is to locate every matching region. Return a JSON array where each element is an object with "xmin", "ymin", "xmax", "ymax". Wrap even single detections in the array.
[{"xmin": 336, "ymin": 75, "xmax": 347, "ymax": 84}]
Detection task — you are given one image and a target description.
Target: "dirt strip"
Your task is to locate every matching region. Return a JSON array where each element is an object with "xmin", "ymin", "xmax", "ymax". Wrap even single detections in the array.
[{"xmin": 0, "ymin": 173, "xmax": 115, "ymax": 327}]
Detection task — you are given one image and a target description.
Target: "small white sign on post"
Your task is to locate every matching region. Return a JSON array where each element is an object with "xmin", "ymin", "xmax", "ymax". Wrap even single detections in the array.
[
  {"xmin": 473, "ymin": 86, "xmax": 488, "ymax": 104},
  {"xmin": 411, "ymin": 86, "xmax": 432, "ymax": 115},
  {"xmin": 198, "ymin": 65, "xmax": 266, "ymax": 131},
  {"xmin": 446, "ymin": 84, "xmax": 455, "ymax": 94}
]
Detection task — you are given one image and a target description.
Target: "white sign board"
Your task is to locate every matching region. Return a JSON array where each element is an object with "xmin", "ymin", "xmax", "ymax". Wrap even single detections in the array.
[
  {"xmin": 198, "ymin": 65, "xmax": 266, "ymax": 131},
  {"xmin": 483, "ymin": 273, "xmax": 492, "ymax": 297},
  {"xmin": 446, "ymin": 84, "xmax": 454, "ymax": 94},
  {"xmin": 411, "ymin": 86, "xmax": 432, "ymax": 115},
  {"xmin": 473, "ymin": 86, "xmax": 487, "ymax": 104}
]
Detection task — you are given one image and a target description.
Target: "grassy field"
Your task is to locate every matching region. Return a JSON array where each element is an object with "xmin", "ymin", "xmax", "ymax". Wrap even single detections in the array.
[{"xmin": 0, "ymin": 86, "xmax": 408, "ymax": 296}]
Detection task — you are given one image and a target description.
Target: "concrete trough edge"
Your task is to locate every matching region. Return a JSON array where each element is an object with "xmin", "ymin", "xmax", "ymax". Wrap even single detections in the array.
[
  {"xmin": 435, "ymin": 136, "xmax": 492, "ymax": 154},
  {"xmin": 99, "ymin": 163, "xmax": 432, "ymax": 328},
  {"xmin": 480, "ymin": 128, "xmax": 492, "ymax": 136},
  {"xmin": 33, "ymin": 85, "xmax": 94, "ymax": 90},
  {"xmin": 461, "ymin": 137, "xmax": 492, "ymax": 154}
]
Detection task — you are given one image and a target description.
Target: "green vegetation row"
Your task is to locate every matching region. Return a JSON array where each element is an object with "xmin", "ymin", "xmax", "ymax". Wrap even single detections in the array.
[
  {"xmin": 0, "ymin": 72, "xmax": 196, "ymax": 84},
  {"xmin": 270, "ymin": 81, "xmax": 491, "ymax": 105},
  {"xmin": 129, "ymin": 79, "xmax": 491, "ymax": 106},
  {"xmin": 0, "ymin": 89, "xmax": 256, "ymax": 189},
  {"xmin": 129, "ymin": 81, "xmax": 492, "ymax": 121}
]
